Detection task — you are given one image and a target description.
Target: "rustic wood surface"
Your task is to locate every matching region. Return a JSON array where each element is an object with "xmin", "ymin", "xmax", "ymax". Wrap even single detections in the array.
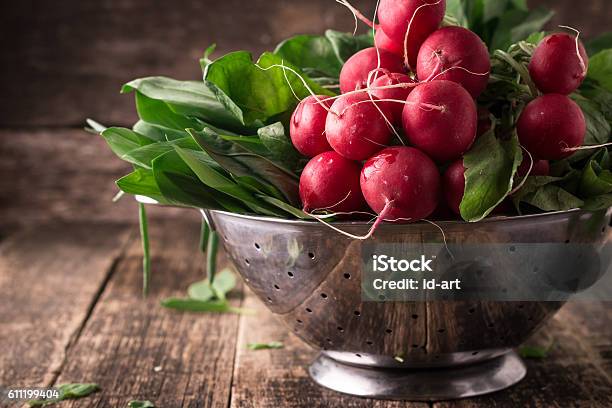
[
  {"xmin": 1, "ymin": 0, "xmax": 610, "ymax": 128},
  {"xmin": 0, "ymin": 211, "xmax": 610, "ymax": 407}
]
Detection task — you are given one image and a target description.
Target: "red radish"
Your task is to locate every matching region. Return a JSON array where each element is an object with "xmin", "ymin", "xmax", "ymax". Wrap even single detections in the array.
[
  {"xmin": 290, "ymin": 96, "xmax": 333, "ymax": 157},
  {"xmin": 402, "ymin": 80, "xmax": 477, "ymax": 163},
  {"xmin": 299, "ymin": 151, "xmax": 366, "ymax": 213},
  {"xmin": 339, "ymin": 47, "xmax": 405, "ymax": 93},
  {"xmin": 326, "ymin": 93, "xmax": 393, "ymax": 161},
  {"xmin": 370, "ymin": 72, "xmax": 416, "ymax": 124},
  {"xmin": 361, "ymin": 147, "xmax": 440, "ymax": 222},
  {"xmin": 416, "ymin": 26, "xmax": 491, "ymax": 98},
  {"xmin": 477, "ymin": 107, "xmax": 492, "ymax": 137},
  {"xmin": 377, "ymin": 0, "xmax": 446, "ymax": 69},
  {"xmin": 517, "ymin": 159, "xmax": 550, "ymax": 177},
  {"xmin": 375, "ymin": 29, "xmax": 404, "ymax": 56},
  {"xmin": 517, "ymin": 94, "xmax": 586, "ymax": 160},
  {"xmin": 442, "ymin": 159, "xmax": 465, "ymax": 215},
  {"xmin": 529, "ymin": 33, "xmax": 588, "ymax": 95}
]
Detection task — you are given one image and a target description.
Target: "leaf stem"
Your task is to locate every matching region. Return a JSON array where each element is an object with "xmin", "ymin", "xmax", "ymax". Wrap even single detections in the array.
[
  {"xmin": 199, "ymin": 220, "xmax": 210, "ymax": 253},
  {"xmin": 494, "ymin": 50, "xmax": 539, "ymax": 98},
  {"xmin": 207, "ymin": 231, "xmax": 219, "ymax": 285},
  {"xmin": 138, "ymin": 203, "xmax": 151, "ymax": 297}
]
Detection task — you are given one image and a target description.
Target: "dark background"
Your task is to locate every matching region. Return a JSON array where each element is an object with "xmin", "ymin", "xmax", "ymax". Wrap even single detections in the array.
[{"xmin": 0, "ymin": 0, "xmax": 610, "ymax": 231}]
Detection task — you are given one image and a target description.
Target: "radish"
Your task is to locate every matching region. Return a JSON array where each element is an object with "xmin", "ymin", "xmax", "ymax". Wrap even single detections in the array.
[
  {"xmin": 442, "ymin": 159, "xmax": 465, "ymax": 215},
  {"xmin": 377, "ymin": 0, "xmax": 446, "ymax": 70},
  {"xmin": 517, "ymin": 158, "xmax": 550, "ymax": 177},
  {"xmin": 529, "ymin": 33, "xmax": 588, "ymax": 95},
  {"xmin": 517, "ymin": 94, "xmax": 586, "ymax": 160},
  {"xmin": 326, "ymin": 93, "xmax": 393, "ymax": 161},
  {"xmin": 360, "ymin": 146, "xmax": 440, "ymax": 222},
  {"xmin": 402, "ymin": 80, "xmax": 477, "ymax": 163},
  {"xmin": 370, "ymin": 72, "xmax": 415, "ymax": 124},
  {"xmin": 290, "ymin": 96, "xmax": 333, "ymax": 157},
  {"xmin": 416, "ymin": 26, "xmax": 491, "ymax": 98},
  {"xmin": 375, "ymin": 29, "xmax": 403, "ymax": 56},
  {"xmin": 299, "ymin": 151, "xmax": 366, "ymax": 213},
  {"xmin": 339, "ymin": 47, "xmax": 405, "ymax": 93}
]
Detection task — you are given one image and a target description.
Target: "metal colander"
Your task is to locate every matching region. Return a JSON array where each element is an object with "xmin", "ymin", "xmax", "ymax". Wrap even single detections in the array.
[{"xmin": 203, "ymin": 208, "xmax": 611, "ymax": 401}]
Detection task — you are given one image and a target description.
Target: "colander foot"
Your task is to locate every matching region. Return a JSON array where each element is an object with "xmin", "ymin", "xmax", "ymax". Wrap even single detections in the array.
[{"xmin": 308, "ymin": 351, "xmax": 526, "ymax": 401}]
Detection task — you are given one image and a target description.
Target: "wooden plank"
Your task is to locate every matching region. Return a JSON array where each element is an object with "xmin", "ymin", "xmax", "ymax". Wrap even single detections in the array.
[
  {"xmin": 2, "ymin": 1, "xmax": 609, "ymax": 127},
  {"xmin": 230, "ymin": 288, "xmax": 428, "ymax": 408},
  {"xmin": 434, "ymin": 302, "xmax": 612, "ymax": 408},
  {"xmin": 0, "ymin": 222, "xmax": 131, "ymax": 390},
  {"xmin": 56, "ymin": 214, "xmax": 243, "ymax": 407},
  {"xmin": 0, "ymin": 0, "xmax": 376, "ymax": 127}
]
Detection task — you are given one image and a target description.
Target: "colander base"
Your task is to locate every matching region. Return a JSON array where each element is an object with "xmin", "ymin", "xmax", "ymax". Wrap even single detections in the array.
[{"xmin": 309, "ymin": 351, "xmax": 526, "ymax": 401}]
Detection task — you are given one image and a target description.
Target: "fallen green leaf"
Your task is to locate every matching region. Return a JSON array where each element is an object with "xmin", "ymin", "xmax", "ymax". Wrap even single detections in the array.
[{"xmin": 247, "ymin": 341, "xmax": 284, "ymax": 350}]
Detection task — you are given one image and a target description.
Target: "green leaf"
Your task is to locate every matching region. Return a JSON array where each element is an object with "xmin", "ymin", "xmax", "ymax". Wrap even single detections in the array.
[
  {"xmin": 490, "ymin": 8, "xmax": 553, "ymax": 51},
  {"xmin": 257, "ymin": 195, "xmax": 311, "ymax": 219},
  {"xmin": 461, "ymin": 132, "xmax": 523, "ymax": 222},
  {"xmin": 518, "ymin": 345, "xmax": 551, "ymax": 359},
  {"xmin": 152, "ymin": 150, "xmax": 243, "ymax": 211},
  {"xmin": 86, "ymin": 118, "xmax": 107, "ymax": 133},
  {"xmin": 101, "ymin": 127, "xmax": 153, "ymax": 158},
  {"xmin": 324, "ymin": 30, "xmax": 373, "ymax": 64},
  {"xmin": 122, "ymin": 76, "xmax": 246, "ymax": 131},
  {"xmin": 205, "ymin": 51, "xmax": 333, "ymax": 125},
  {"xmin": 445, "ymin": 0, "xmax": 468, "ymax": 27},
  {"xmin": 583, "ymin": 194, "xmax": 612, "ymax": 211},
  {"xmin": 483, "ymin": 0, "xmax": 509, "ymax": 23},
  {"xmin": 519, "ymin": 184, "xmax": 584, "ymax": 211},
  {"xmin": 247, "ymin": 341, "xmax": 284, "ymax": 350},
  {"xmin": 211, "ymin": 268, "xmax": 237, "ymax": 300},
  {"xmin": 122, "ymin": 137, "xmax": 201, "ymax": 169},
  {"xmin": 188, "ymin": 128, "xmax": 300, "ymax": 206},
  {"xmin": 133, "ymin": 92, "xmax": 199, "ymax": 136},
  {"xmin": 257, "ymin": 122, "xmax": 305, "ymax": 173},
  {"xmin": 187, "ymin": 280, "xmax": 215, "ymax": 301},
  {"xmin": 580, "ymin": 159, "xmax": 612, "ymax": 197},
  {"xmin": 116, "ymin": 169, "xmax": 167, "ymax": 203},
  {"xmin": 586, "ymin": 33, "xmax": 612, "ymax": 56},
  {"xmin": 133, "ymin": 120, "xmax": 187, "ymax": 142},
  {"xmin": 588, "ymin": 49, "xmax": 612, "ymax": 92},
  {"xmin": 128, "ymin": 401, "xmax": 155, "ymax": 408},
  {"xmin": 29, "ymin": 383, "xmax": 100, "ymax": 407},
  {"xmin": 275, "ymin": 34, "xmax": 343, "ymax": 79},
  {"xmin": 160, "ymin": 298, "xmax": 253, "ymax": 314},
  {"xmin": 175, "ymin": 146, "xmax": 284, "ymax": 216},
  {"xmin": 569, "ymin": 97, "xmax": 611, "ymax": 162}
]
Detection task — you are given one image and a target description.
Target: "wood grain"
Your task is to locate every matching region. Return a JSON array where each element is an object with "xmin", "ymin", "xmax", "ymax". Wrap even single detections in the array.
[
  {"xmin": 1, "ymin": 0, "xmax": 610, "ymax": 127},
  {"xmin": 0, "ymin": 222, "xmax": 131, "ymax": 393},
  {"xmin": 55, "ymin": 215, "xmax": 243, "ymax": 408},
  {"xmin": 435, "ymin": 302, "xmax": 612, "ymax": 408},
  {"xmin": 230, "ymin": 289, "xmax": 428, "ymax": 408}
]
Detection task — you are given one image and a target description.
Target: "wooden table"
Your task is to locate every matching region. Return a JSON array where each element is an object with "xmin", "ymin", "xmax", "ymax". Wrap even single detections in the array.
[{"xmin": 1, "ymin": 129, "xmax": 611, "ymax": 407}]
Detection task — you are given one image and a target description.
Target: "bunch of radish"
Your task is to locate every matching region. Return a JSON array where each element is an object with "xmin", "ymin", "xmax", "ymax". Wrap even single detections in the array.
[{"xmin": 289, "ymin": 0, "xmax": 589, "ymax": 230}]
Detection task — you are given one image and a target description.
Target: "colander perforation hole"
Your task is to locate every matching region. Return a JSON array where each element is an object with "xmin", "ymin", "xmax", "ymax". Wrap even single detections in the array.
[
  {"xmin": 411, "ymin": 314, "xmax": 419, "ymax": 320},
  {"xmin": 437, "ymin": 328, "xmax": 445, "ymax": 333},
  {"xmin": 468, "ymin": 308, "xmax": 476, "ymax": 314},
  {"xmin": 266, "ymin": 297, "xmax": 273, "ymax": 303},
  {"xmin": 274, "ymin": 284, "xmax": 280, "ymax": 291},
  {"xmin": 245, "ymin": 259, "xmax": 250, "ymax": 266},
  {"xmin": 326, "ymin": 338, "xmax": 333, "ymax": 344},
  {"xmin": 472, "ymin": 351, "xmax": 479, "ymax": 356},
  {"xmin": 355, "ymin": 354, "xmax": 362, "ymax": 358},
  {"xmin": 385, "ymin": 329, "xmax": 393, "ymax": 334},
  {"xmin": 353, "ymin": 310, "xmax": 361, "ymax": 316},
  {"xmin": 296, "ymin": 319, "xmax": 303, "ymax": 324},
  {"xmin": 366, "ymin": 340, "xmax": 373, "ymax": 346},
  {"xmin": 305, "ymin": 307, "xmax": 313, "ymax": 313},
  {"xmin": 308, "ymin": 252, "xmax": 316, "ymax": 260},
  {"xmin": 320, "ymin": 293, "xmax": 328, "ymax": 299},
  {"xmin": 343, "ymin": 273, "xmax": 351, "ymax": 279},
  {"xmin": 254, "ymin": 242, "xmax": 261, "ymax": 250},
  {"xmin": 287, "ymin": 271, "xmax": 294, "ymax": 278},
  {"xmin": 412, "ymin": 344, "xmax": 419, "ymax": 348},
  {"xmin": 337, "ymin": 326, "xmax": 344, "ymax": 333}
]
